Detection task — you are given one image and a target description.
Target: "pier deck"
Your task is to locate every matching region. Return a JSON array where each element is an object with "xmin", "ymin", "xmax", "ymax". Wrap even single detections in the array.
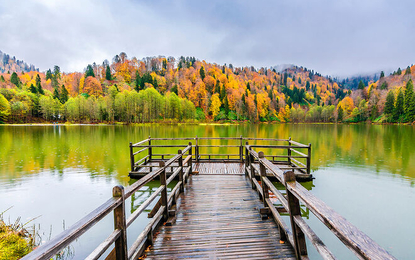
[{"xmin": 144, "ymin": 174, "xmax": 295, "ymax": 259}]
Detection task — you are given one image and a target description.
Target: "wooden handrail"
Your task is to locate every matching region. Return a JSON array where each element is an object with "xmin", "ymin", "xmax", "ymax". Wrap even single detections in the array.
[
  {"xmin": 246, "ymin": 148, "xmax": 396, "ymax": 260},
  {"xmin": 25, "ymin": 144, "xmax": 193, "ymax": 260}
]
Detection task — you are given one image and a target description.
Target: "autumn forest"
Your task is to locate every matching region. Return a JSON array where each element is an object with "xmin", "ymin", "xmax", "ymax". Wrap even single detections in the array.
[{"xmin": 1, "ymin": 50, "xmax": 415, "ymax": 124}]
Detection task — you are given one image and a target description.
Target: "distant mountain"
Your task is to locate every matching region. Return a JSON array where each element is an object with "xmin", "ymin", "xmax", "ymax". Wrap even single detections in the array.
[{"xmin": 0, "ymin": 50, "xmax": 38, "ymax": 73}]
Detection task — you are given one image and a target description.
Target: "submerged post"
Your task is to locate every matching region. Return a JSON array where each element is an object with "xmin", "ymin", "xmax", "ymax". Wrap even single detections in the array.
[
  {"xmin": 129, "ymin": 142, "xmax": 134, "ymax": 172},
  {"xmin": 113, "ymin": 185, "xmax": 128, "ymax": 260},
  {"xmin": 284, "ymin": 170, "xmax": 307, "ymax": 259},
  {"xmin": 159, "ymin": 161, "xmax": 169, "ymax": 221}
]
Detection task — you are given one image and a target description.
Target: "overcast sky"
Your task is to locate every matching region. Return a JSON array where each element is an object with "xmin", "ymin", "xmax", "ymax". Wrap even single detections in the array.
[{"xmin": 1, "ymin": 0, "xmax": 414, "ymax": 77}]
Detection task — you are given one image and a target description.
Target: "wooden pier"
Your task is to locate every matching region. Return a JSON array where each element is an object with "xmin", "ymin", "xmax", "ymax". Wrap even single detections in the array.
[{"xmin": 23, "ymin": 137, "xmax": 396, "ymax": 260}]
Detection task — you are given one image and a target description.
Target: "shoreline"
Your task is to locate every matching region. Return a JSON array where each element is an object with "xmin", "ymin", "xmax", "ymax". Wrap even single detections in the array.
[{"xmin": 0, "ymin": 121, "xmax": 414, "ymax": 126}]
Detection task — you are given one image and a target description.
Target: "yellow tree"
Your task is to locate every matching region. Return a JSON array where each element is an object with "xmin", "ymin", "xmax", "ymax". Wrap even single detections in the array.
[
  {"xmin": 83, "ymin": 76, "xmax": 103, "ymax": 97},
  {"xmin": 209, "ymin": 93, "xmax": 221, "ymax": 119}
]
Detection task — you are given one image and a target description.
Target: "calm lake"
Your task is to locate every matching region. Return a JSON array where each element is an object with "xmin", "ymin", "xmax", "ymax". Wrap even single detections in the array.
[{"xmin": 0, "ymin": 124, "xmax": 414, "ymax": 259}]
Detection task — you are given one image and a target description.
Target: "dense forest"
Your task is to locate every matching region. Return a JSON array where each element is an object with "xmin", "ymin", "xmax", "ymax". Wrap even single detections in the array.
[{"xmin": 0, "ymin": 51, "xmax": 414, "ymax": 124}]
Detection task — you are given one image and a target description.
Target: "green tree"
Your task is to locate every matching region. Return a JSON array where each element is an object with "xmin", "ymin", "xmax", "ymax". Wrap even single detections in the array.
[
  {"xmin": 0, "ymin": 75, "xmax": 5, "ymax": 82},
  {"xmin": 405, "ymin": 66, "xmax": 411, "ymax": 75},
  {"xmin": 393, "ymin": 90, "xmax": 404, "ymax": 121},
  {"xmin": 337, "ymin": 106, "xmax": 344, "ymax": 122},
  {"xmin": 105, "ymin": 65, "xmax": 112, "ymax": 80},
  {"xmin": 11, "ymin": 72, "xmax": 20, "ymax": 87},
  {"xmin": 46, "ymin": 69, "xmax": 53, "ymax": 80},
  {"xmin": 0, "ymin": 93, "xmax": 11, "ymax": 123},
  {"xmin": 85, "ymin": 64, "xmax": 95, "ymax": 78},
  {"xmin": 380, "ymin": 71, "xmax": 385, "ymax": 78},
  {"xmin": 380, "ymin": 82, "xmax": 388, "ymax": 90},
  {"xmin": 404, "ymin": 79, "xmax": 414, "ymax": 117},
  {"xmin": 53, "ymin": 65, "xmax": 61, "ymax": 79},
  {"xmin": 358, "ymin": 80, "xmax": 365, "ymax": 90},
  {"xmin": 60, "ymin": 85, "xmax": 69, "ymax": 104},
  {"xmin": 397, "ymin": 68, "xmax": 402, "ymax": 75},
  {"xmin": 36, "ymin": 74, "xmax": 44, "ymax": 95},
  {"xmin": 29, "ymin": 84, "xmax": 37, "ymax": 94},
  {"xmin": 407, "ymin": 94, "xmax": 415, "ymax": 122},
  {"xmin": 53, "ymin": 88, "xmax": 60, "ymax": 101},
  {"xmin": 384, "ymin": 90, "xmax": 395, "ymax": 115},
  {"xmin": 199, "ymin": 66, "xmax": 205, "ymax": 80}
]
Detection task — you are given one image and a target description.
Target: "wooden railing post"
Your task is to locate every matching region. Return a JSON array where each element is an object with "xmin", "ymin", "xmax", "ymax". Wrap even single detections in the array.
[
  {"xmin": 148, "ymin": 136, "xmax": 152, "ymax": 172},
  {"xmin": 188, "ymin": 142, "xmax": 193, "ymax": 181},
  {"xmin": 288, "ymin": 137, "xmax": 292, "ymax": 165},
  {"xmin": 284, "ymin": 170, "xmax": 307, "ymax": 259},
  {"xmin": 239, "ymin": 135, "xmax": 243, "ymax": 162},
  {"xmin": 113, "ymin": 185, "xmax": 128, "ymax": 260},
  {"xmin": 307, "ymin": 143, "xmax": 311, "ymax": 175},
  {"xmin": 258, "ymin": 152, "xmax": 268, "ymax": 207},
  {"xmin": 129, "ymin": 142, "xmax": 134, "ymax": 172},
  {"xmin": 249, "ymin": 146, "xmax": 255, "ymax": 189},
  {"xmin": 195, "ymin": 136, "xmax": 199, "ymax": 162},
  {"xmin": 244, "ymin": 142, "xmax": 249, "ymax": 176},
  {"xmin": 159, "ymin": 161, "xmax": 169, "ymax": 221},
  {"xmin": 178, "ymin": 149, "xmax": 184, "ymax": 192}
]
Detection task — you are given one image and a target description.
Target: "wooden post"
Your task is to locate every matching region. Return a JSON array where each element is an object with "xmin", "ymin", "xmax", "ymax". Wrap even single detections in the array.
[
  {"xmin": 195, "ymin": 136, "xmax": 199, "ymax": 162},
  {"xmin": 159, "ymin": 161, "xmax": 169, "ymax": 221},
  {"xmin": 178, "ymin": 149, "xmax": 184, "ymax": 192},
  {"xmin": 129, "ymin": 142, "xmax": 134, "ymax": 172},
  {"xmin": 288, "ymin": 137, "xmax": 292, "ymax": 165},
  {"xmin": 148, "ymin": 136, "xmax": 152, "ymax": 172},
  {"xmin": 188, "ymin": 142, "xmax": 193, "ymax": 181},
  {"xmin": 258, "ymin": 152, "xmax": 268, "ymax": 207},
  {"xmin": 249, "ymin": 146, "xmax": 255, "ymax": 189},
  {"xmin": 244, "ymin": 142, "xmax": 249, "ymax": 176},
  {"xmin": 307, "ymin": 143, "xmax": 311, "ymax": 175},
  {"xmin": 112, "ymin": 185, "xmax": 128, "ymax": 260},
  {"xmin": 284, "ymin": 170, "xmax": 307, "ymax": 259},
  {"xmin": 239, "ymin": 135, "xmax": 243, "ymax": 162}
]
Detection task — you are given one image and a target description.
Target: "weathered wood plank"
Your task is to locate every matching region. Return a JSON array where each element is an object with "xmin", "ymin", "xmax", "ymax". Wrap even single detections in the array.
[{"xmin": 143, "ymin": 174, "xmax": 296, "ymax": 259}]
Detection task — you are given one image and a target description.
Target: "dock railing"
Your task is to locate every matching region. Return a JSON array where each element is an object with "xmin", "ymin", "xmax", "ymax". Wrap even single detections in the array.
[
  {"xmin": 130, "ymin": 136, "xmax": 311, "ymax": 175},
  {"xmin": 22, "ymin": 144, "xmax": 193, "ymax": 260},
  {"xmin": 245, "ymin": 146, "xmax": 396, "ymax": 260}
]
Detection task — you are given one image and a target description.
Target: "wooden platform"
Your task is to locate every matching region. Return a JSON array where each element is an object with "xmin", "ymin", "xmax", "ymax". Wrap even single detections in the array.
[{"xmin": 143, "ymin": 174, "xmax": 296, "ymax": 259}]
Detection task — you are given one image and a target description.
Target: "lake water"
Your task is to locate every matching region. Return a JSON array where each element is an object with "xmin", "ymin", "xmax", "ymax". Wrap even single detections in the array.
[{"xmin": 0, "ymin": 124, "xmax": 414, "ymax": 259}]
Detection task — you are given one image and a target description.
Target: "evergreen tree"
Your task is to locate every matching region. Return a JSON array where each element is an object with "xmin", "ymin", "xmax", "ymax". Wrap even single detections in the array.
[
  {"xmin": 220, "ymin": 85, "xmax": 226, "ymax": 102},
  {"xmin": 384, "ymin": 91, "xmax": 395, "ymax": 115},
  {"xmin": 53, "ymin": 65, "xmax": 61, "ymax": 79},
  {"xmin": 305, "ymin": 81, "xmax": 310, "ymax": 91},
  {"xmin": 199, "ymin": 66, "xmax": 205, "ymax": 80},
  {"xmin": 46, "ymin": 69, "xmax": 53, "ymax": 80},
  {"xmin": 397, "ymin": 67, "xmax": 402, "ymax": 75},
  {"xmin": 405, "ymin": 66, "xmax": 411, "ymax": 75},
  {"xmin": 380, "ymin": 71, "xmax": 385, "ymax": 78},
  {"xmin": 380, "ymin": 82, "xmax": 388, "ymax": 90},
  {"xmin": 60, "ymin": 85, "xmax": 69, "ymax": 104},
  {"xmin": 407, "ymin": 94, "xmax": 415, "ymax": 122},
  {"xmin": 224, "ymin": 96, "xmax": 229, "ymax": 114},
  {"xmin": 358, "ymin": 80, "xmax": 365, "ymax": 90},
  {"xmin": 404, "ymin": 79, "xmax": 414, "ymax": 116},
  {"xmin": 10, "ymin": 72, "xmax": 20, "ymax": 87},
  {"xmin": 246, "ymin": 82, "xmax": 251, "ymax": 91},
  {"xmin": 393, "ymin": 90, "xmax": 404, "ymax": 121},
  {"xmin": 29, "ymin": 84, "xmax": 37, "ymax": 94},
  {"xmin": 105, "ymin": 65, "xmax": 112, "ymax": 80},
  {"xmin": 337, "ymin": 107, "xmax": 343, "ymax": 122},
  {"xmin": 53, "ymin": 87, "xmax": 60, "ymax": 100},
  {"xmin": 214, "ymin": 80, "xmax": 220, "ymax": 94},
  {"xmin": 0, "ymin": 75, "xmax": 4, "ymax": 82},
  {"xmin": 85, "ymin": 64, "xmax": 95, "ymax": 78},
  {"xmin": 36, "ymin": 74, "xmax": 44, "ymax": 95}
]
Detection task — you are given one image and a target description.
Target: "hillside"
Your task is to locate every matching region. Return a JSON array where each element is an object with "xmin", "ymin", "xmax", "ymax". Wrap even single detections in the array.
[
  {"xmin": 0, "ymin": 51, "xmax": 38, "ymax": 73},
  {"xmin": 0, "ymin": 52, "xmax": 414, "ymax": 124}
]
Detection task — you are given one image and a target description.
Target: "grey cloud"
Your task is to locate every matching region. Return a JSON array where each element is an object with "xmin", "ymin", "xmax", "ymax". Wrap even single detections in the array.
[{"xmin": 1, "ymin": 0, "xmax": 414, "ymax": 77}]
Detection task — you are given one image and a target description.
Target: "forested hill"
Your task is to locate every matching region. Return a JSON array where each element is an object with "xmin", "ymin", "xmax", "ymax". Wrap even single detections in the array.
[
  {"xmin": 0, "ymin": 52, "xmax": 414, "ymax": 124},
  {"xmin": 0, "ymin": 51, "xmax": 38, "ymax": 73}
]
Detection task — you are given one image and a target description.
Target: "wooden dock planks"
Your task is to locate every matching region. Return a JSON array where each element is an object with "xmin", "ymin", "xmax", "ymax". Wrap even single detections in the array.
[{"xmin": 143, "ymin": 174, "xmax": 296, "ymax": 259}]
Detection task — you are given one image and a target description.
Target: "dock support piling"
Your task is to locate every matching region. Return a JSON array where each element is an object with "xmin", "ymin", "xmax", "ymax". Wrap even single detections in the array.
[{"xmin": 159, "ymin": 161, "xmax": 168, "ymax": 221}]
